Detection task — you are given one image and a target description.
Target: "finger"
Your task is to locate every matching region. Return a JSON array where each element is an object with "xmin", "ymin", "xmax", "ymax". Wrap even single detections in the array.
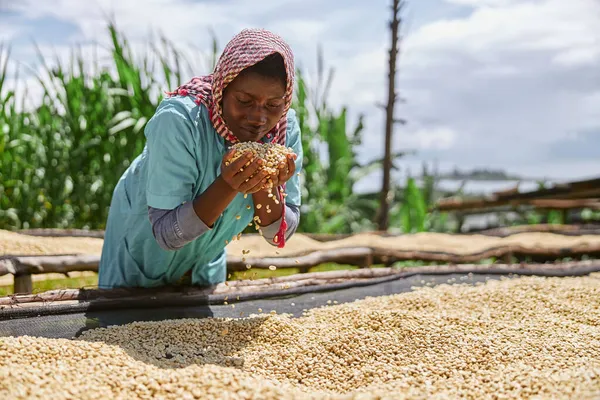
[
  {"xmin": 253, "ymin": 177, "xmax": 274, "ymax": 194},
  {"xmin": 284, "ymin": 158, "xmax": 296, "ymax": 181},
  {"xmin": 276, "ymin": 160, "xmax": 287, "ymax": 178},
  {"xmin": 287, "ymin": 155, "xmax": 296, "ymax": 172},
  {"xmin": 223, "ymin": 149, "xmax": 246, "ymax": 168},
  {"xmin": 222, "ymin": 149, "xmax": 236, "ymax": 163},
  {"xmin": 278, "ymin": 157, "xmax": 295, "ymax": 182},
  {"xmin": 243, "ymin": 175, "xmax": 270, "ymax": 194},
  {"xmin": 227, "ymin": 151, "xmax": 253, "ymax": 171},
  {"xmin": 239, "ymin": 170, "xmax": 269, "ymax": 193},
  {"xmin": 233, "ymin": 159, "xmax": 262, "ymax": 185},
  {"xmin": 266, "ymin": 175, "xmax": 278, "ymax": 189},
  {"xmin": 278, "ymin": 169, "xmax": 287, "ymax": 183}
]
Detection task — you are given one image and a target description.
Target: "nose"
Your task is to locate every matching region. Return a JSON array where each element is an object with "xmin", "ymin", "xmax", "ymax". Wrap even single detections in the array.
[{"xmin": 246, "ymin": 106, "xmax": 267, "ymax": 128}]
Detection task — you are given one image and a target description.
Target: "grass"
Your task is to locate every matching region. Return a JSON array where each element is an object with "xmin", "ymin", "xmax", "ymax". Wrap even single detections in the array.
[
  {"xmin": 230, "ymin": 262, "xmax": 363, "ymax": 281},
  {"xmin": 0, "ymin": 274, "xmax": 99, "ymax": 296},
  {"xmin": 0, "ymin": 263, "xmax": 374, "ymax": 296}
]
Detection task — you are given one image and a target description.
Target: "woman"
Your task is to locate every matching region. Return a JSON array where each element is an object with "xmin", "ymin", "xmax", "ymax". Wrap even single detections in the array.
[{"xmin": 98, "ymin": 28, "xmax": 303, "ymax": 289}]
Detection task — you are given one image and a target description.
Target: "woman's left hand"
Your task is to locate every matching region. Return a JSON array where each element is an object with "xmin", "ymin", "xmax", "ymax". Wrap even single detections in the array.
[{"xmin": 267, "ymin": 153, "xmax": 297, "ymax": 189}]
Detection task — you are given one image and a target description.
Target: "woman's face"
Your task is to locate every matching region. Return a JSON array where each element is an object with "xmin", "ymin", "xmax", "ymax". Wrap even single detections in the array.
[{"xmin": 222, "ymin": 71, "xmax": 286, "ymax": 142}]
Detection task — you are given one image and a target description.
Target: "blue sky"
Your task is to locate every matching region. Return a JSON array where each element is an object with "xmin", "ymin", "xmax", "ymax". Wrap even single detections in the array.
[{"xmin": 2, "ymin": 0, "xmax": 599, "ymax": 189}]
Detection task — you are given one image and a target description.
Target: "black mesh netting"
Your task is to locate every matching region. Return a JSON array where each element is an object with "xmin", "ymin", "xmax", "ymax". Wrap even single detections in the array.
[{"xmin": 0, "ymin": 272, "xmax": 556, "ymax": 339}]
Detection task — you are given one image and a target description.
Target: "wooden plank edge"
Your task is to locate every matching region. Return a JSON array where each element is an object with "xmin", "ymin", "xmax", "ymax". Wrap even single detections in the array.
[
  {"xmin": 3, "ymin": 242, "xmax": 600, "ymax": 278},
  {"xmin": 2, "ymin": 260, "xmax": 600, "ymax": 308}
]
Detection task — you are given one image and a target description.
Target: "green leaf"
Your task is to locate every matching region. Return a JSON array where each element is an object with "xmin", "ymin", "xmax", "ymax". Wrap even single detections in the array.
[{"xmin": 108, "ymin": 117, "xmax": 136, "ymax": 135}]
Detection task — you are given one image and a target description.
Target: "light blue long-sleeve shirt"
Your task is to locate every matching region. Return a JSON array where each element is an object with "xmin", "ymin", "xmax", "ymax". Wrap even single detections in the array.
[{"xmin": 98, "ymin": 96, "xmax": 303, "ymax": 289}]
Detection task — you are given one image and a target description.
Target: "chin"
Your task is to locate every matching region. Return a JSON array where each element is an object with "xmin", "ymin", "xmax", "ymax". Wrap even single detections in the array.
[{"xmin": 238, "ymin": 136, "xmax": 261, "ymax": 143}]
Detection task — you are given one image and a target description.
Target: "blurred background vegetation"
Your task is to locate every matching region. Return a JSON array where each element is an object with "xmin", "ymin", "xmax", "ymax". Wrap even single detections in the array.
[{"xmin": 0, "ymin": 22, "xmax": 575, "ymax": 235}]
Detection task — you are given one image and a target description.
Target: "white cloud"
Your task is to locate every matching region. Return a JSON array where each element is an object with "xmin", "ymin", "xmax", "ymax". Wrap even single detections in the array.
[
  {"xmin": 408, "ymin": 0, "xmax": 599, "ymax": 55},
  {"xmin": 327, "ymin": 45, "xmax": 388, "ymax": 109},
  {"xmin": 553, "ymin": 47, "xmax": 600, "ymax": 68},
  {"xmin": 401, "ymin": 126, "xmax": 458, "ymax": 150},
  {"xmin": 472, "ymin": 65, "xmax": 519, "ymax": 77},
  {"xmin": 444, "ymin": 0, "xmax": 520, "ymax": 7},
  {"xmin": 579, "ymin": 91, "xmax": 600, "ymax": 129},
  {"xmin": 9, "ymin": 0, "xmax": 302, "ymax": 47},
  {"xmin": 0, "ymin": 23, "xmax": 21, "ymax": 43},
  {"xmin": 392, "ymin": 0, "xmax": 600, "ymax": 171},
  {"xmin": 268, "ymin": 19, "xmax": 326, "ymax": 46}
]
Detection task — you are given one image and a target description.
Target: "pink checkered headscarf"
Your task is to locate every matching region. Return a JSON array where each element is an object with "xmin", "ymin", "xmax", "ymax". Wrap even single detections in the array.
[
  {"xmin": 166, "ymin": 28, "xmax": 295, "ymax": 146},
  {"xmin": 166, "ymin": 28, "xmax": 295, "ymax": 248}
]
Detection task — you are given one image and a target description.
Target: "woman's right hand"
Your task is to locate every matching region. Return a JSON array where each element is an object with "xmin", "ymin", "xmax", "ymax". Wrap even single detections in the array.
[{"xmin": 220, "ymin": 150, "xmax": 270, "ymax": 194}]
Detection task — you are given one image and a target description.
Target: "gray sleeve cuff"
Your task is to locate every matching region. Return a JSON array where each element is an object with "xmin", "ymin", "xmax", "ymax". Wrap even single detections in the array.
[
  {"xmin": 176, "ymin": 201, "xmax": 212, "ymax": 240},
  {"xmin": 259, "ymin": 203, "xmax": 300, "ymax": 246},
  {"xmin": 148, "ymin": 202, "xmax": 211, "ymax": 251}
]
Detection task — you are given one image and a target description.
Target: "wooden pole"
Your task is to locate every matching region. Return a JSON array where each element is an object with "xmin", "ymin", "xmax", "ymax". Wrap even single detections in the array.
[
  {"xmin": 378, "ymin": 0, "xmax": 404, "ymax": 231},
  {"xmin": 13, "ymin": 274, "xmax": 33, "ymax": 294}
]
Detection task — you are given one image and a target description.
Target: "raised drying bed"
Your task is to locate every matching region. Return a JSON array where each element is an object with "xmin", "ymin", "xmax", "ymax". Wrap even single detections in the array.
[
  {"xmin": 3, "ymin": 227, "xmax": 600, "ymax": 294},
  {"xmin": 2, "ymin": 260, "xmax": 599, "ymax": 319}
]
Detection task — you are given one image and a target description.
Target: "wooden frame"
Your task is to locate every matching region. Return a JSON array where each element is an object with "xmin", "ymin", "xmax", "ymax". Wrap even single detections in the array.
[
  {"xmin": 1, "ymin": 260, "xmax": 599, "ymax": 318},
  {"xmin": 4, "ymin": 225, "xmax": 600, "ymax": 294}
]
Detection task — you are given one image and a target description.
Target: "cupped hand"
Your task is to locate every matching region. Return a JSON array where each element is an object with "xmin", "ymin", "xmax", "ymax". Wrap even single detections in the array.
[
  {"xmin": 266, "ymin": 153, "xmax": 297, "ymax": 189},
  {"xmin": 220, "ymin": 150, "xmax": 270, "ymax": 194}
]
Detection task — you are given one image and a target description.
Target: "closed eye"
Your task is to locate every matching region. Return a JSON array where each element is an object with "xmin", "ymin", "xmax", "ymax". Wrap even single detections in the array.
[{"xmin": 237, "ymin": 98, "xmax": 252, "ymax": 106}]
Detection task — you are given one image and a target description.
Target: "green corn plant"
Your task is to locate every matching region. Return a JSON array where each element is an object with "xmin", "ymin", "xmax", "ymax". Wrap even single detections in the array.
[
  {"xmin": 0, "ymin": 43, "xmax": 47, "ymax": 229},
  {"xmin": 385, "ymin": 162, "xmax": 454, "ymax": 233},
  {"xmin": 397, "ymin": 176, "xmax": 427, "ymax": 233},
  {"xmin": 0, "ymin": 23, "xmax": 198, "ymax": 230},
  {"xmin": 293, "ymin": 69, "xmax": 328, "ymax": 232}
]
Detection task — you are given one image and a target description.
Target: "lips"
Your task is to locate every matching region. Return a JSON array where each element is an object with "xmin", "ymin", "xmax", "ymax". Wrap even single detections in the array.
[{"xmin": 241, "ymin": 127, "xmax": 263, "ymax": 140}]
